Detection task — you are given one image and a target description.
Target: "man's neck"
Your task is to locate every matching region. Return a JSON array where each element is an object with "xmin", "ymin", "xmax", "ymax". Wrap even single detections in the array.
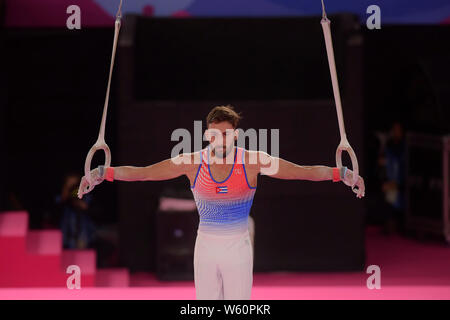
[{"xmin": 210, "ymin": 145, "xmax": 235, "ymax": 165}]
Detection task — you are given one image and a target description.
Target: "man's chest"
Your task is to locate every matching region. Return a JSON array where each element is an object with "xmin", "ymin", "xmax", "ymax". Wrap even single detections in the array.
[{"xmin": 208, "ymin": 163, "xmax": 235, "ymax": 181}]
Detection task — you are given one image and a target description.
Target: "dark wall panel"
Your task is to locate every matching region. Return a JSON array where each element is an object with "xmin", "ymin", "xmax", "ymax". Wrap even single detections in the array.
[
  {"xmin": 4, "ymin": 28, "xmax": 119, "ymax": 226},
  {"xmin": 133, "ymin": 15, "xmax": 358, "ymax": 100}
]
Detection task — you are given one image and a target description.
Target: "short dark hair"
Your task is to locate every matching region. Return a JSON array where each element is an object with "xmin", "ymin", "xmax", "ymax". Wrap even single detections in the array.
[{"xmin": 206, "ymin": 105, "xmax": 242, "ymax": 129}]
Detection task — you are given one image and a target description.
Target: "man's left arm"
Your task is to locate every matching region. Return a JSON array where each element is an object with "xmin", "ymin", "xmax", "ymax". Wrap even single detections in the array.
[
  {"xmin": 256, "ymin": 151, "xmax": 365, "ymax": 197},
  {"xmin": 257, "ymin": 151, "xmax": 337, "ymax": 181}
]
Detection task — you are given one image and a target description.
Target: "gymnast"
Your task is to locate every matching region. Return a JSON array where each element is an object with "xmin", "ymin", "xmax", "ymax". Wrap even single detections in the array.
[{"xmin": 78, "ymin": 105, "xmax": 365, "ymax": 299}]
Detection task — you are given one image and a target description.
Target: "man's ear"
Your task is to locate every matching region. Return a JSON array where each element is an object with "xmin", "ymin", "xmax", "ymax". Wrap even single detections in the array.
[{"xmin": 234, "ymin": 129, "xmax": 239, "ymax": 141}]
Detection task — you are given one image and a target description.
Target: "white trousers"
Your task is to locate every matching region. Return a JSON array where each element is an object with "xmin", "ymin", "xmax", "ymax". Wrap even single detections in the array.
[{"xmin": 193, "ymin": 229, "xmax": 253, "ymax": 300}]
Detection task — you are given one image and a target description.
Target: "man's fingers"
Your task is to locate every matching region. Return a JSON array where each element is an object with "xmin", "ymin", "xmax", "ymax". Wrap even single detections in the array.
[
  {"xmin": 357, "ymin": 176, "xmax": 365, "ymax": 198},
  {"xmin": 77, "ymin": 178, "xmax": 86, "ymax": 199},
  {"xmin": 78, "ymin": 176, "xmax": 91, "ymax": 199},
  {"xmin": 344, "ymin": 174, "xmax": 365, "ymax": 199},
  {"xmin": 350, "ymin": 175, "xmax": 365, "ymax": 199}
]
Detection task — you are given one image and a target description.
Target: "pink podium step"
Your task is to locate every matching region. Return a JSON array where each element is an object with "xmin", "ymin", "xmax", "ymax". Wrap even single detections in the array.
[
  {"xmin": 0, "ymin": 211, "xmax": 28, "ymax": 237},
  {"xmin": 21, "ymin": 230, "xmax": 65, "ymax": 287},
  {"xmin": 0, "ymin": 211, "xmax": 29, "ymax": 287},
  {"xmin": 96, "ymin": 269, "xmax": 130, "ymax": 287},
  {"xmin": 61, "ymin": 250, "xmax": 96, "ymax": 287},
  {"xmin": 0, "ymin": 211, "xmax": 130, "ymax": 288},
  {"xmin": 27, "ymin": 230, "xmax": 62, "ymax": 255}
]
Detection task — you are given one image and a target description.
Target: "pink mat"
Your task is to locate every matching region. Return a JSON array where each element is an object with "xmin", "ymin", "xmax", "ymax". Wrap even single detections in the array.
[{"xmin": 0, "ymin": 285, "xmax": 449, "ymax": 300}]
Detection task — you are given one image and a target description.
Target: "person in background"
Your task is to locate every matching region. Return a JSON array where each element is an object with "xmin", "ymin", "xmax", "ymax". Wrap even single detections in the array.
[
  {"xmin": 379, "ymin": 121, "xmax": 406, "ymax": 234},
  {"xmin": 55, "ymin": 172, "xmax": 96, "ymax": 249}
]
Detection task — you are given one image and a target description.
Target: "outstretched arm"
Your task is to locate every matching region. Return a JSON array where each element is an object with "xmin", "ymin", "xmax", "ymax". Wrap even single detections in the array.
[
  {"xmin": 256, "ymin": 151, "xmax": 334, "ymax": 181},
  {"xmin": 111, "ymin": 153, "xmax": 192, "ymax": 182},
  {"xmin": 254, "ymin": 151, "xmax": 365, "ymax": 198},
  {"xmin": 78, "ymin": 153, "xmax": 196, "ymax": 198}
]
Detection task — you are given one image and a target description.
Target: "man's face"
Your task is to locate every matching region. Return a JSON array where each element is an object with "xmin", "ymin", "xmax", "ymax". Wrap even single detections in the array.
[{"xmin": 206, "ymin": 121, "xmax": 237, "ymax": 159}]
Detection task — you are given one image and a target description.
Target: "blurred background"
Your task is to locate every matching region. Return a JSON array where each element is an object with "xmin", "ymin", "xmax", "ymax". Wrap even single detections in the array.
[{"xmin": 0, "ymin": 0, "xmax": 449, "ymax": 297}]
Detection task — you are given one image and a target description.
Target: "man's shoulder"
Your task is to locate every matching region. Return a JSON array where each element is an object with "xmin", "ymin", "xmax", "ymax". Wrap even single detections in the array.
[
  {"xmin": 178, "ymin": 150, "xmax": 204, "ymax": 167},
  {"xmin": 241, "ymin": 149, "xmax": 266, "ymax": 167}
]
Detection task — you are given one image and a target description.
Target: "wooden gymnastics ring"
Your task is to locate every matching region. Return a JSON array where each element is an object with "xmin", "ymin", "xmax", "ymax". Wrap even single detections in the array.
[
  {"xmin": 320, "ymin": 0, "xmax": 360, "ymax": 192},
  {"xmin": 78, "ymin": 0, "xmax": 123, "ymax": 199}
]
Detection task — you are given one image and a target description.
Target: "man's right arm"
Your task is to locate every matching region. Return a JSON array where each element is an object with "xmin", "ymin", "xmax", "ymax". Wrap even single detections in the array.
[
  {"xmin": 78, "ymin": 153, "xmax": 197, "ymax": 199},
  {"xmin": 103, "ymin": 153, "xmax": 195, "ymax": 182}
]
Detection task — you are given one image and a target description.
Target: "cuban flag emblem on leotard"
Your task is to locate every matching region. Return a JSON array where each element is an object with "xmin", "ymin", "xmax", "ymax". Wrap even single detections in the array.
[{"xmin": 216, "ymin": 186, "xmax": 228, "ymax": 194}]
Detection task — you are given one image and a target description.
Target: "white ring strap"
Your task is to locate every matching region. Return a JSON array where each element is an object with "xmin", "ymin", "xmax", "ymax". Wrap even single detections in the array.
[
  {"xmin": 78, "ymin": 0, "xmax": 123, "ymax": 198},
  {"xmin": 320, "ymin": 0, "xmax": 360, "ymax": 192}
]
